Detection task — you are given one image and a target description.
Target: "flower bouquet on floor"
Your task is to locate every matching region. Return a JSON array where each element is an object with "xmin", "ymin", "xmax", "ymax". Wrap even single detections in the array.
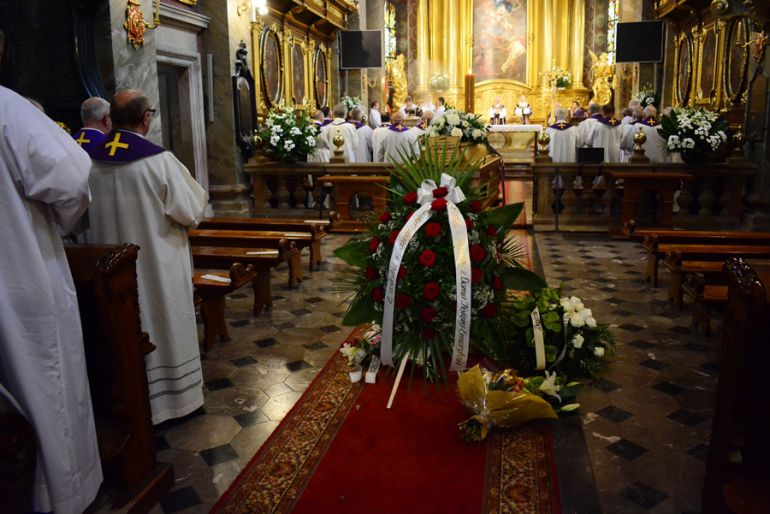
[
  {"xmin": 333, "ymin": 145, "xmax": 547, "ymax": 384},
  {"xmin": 658, "ymin": 106, "xmax": 728, "ymax": 163},
  {"xmin": 257, "ymin": 106, "xmax": 318, "ymax": 162},
  {"xmin": 473, "ymin": 288, "xmax": 615, "ymax": 379}
]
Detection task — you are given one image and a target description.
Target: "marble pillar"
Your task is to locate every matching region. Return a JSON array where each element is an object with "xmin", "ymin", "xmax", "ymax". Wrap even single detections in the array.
[
  {"xmin": 109, "ymin": 0, "xmax": 163, "ymax": 145},
  {"xmin": 366, "ymin": 0, "xmax": 385, "ymax": 108}
]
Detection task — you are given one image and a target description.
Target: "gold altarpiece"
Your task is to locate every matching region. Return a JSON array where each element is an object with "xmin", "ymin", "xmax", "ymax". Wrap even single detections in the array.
[{"xmin": 414, "ymin": 0, "xmax": 591, "ymax": 122}]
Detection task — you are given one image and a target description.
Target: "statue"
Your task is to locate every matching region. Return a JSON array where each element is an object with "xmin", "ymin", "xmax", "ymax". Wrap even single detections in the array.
[
  {"xmin": 124, "ymin": 0, "xmax": 148, "ymax": 48},
  {"xmin": 588, "ymin": 50, "xmax": 614, "ymax": 106},
  {"xmin": 387, "ymin": 54, "xmax": 408, "ymax": 112}
]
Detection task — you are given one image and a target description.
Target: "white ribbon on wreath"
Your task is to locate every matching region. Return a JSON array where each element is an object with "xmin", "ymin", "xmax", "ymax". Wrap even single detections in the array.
[{"xmin": 380, "ymin": 173, "xmax": 472, "ymax": 372}]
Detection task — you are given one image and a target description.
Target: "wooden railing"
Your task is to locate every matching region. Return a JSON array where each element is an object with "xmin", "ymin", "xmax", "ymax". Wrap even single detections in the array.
[{"xmin": 532, "ymin": 160, "xmax": 756, "ymax": 231}]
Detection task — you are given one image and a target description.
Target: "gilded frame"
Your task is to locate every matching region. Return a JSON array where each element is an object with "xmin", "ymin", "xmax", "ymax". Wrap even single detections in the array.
[
  {"xmin": 259, "ymin": 25, "xmax": 284, "ymax": 110},
  {"xmin": 288, "ymin": 34, "xmax": 309, "ymax": 108},
  {"xmin": 313, "ymin": 44, "xmax": 330, "ymax": 110},
  {"xmin": 673, "ymin": 32, "xmax": 694, "ymax": 106},
  {"xmin": 724, "ymin": 16, "xmax": 750, "ymax": 106},
  {"xmin": 695, "ymin": 24, "xmax": 719, "ymax": 106}
]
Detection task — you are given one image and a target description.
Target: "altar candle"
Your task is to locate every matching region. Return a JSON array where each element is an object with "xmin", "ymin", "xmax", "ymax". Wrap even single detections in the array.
[{"xmin": 464, "ymin": 70, "xmax": 475, "ymax": 113}]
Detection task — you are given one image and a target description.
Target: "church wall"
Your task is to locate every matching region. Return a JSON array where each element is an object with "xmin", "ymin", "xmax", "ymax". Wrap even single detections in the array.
[{"xmin": 109, "ymin": 0, "xmax": 164, "ymax": 145}]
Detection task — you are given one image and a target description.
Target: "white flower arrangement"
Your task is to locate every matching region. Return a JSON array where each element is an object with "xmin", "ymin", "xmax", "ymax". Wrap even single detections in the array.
[
  {"xmin": 658, "ymin": 106, "xmax": 728, "ymax": 155},
  {"xmin": 633, "ymin": 83, "xmax": 659, "ymax": 108},
  {"xmin": 340, "ymin": 95, "xmax": 363, "ymax": 114},
  {"xmin": 425, "ymin": 108, "xmax": 489, "ymax": 145},
  {"xmin": 257, "ymin": 106, "xmax": 318, "ymax": 162}
]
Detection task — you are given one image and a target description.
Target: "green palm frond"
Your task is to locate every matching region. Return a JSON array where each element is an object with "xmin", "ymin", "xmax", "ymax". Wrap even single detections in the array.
[
  {"xmin": 500, "ymin": 234, "xmax": 527, "ymax": 268},
  {"xmin": 386, "ymin": 144, "xmax": 480, "ymax": 196}
]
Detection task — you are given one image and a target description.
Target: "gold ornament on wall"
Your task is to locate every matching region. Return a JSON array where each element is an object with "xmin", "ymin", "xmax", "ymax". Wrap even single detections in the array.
[
  {"xmin": 387, "ymin": 54, "xmax": 408, "ymax": 111},
  {"xmin": 588, "ymin": 50, "xmax": 614, "ymax": 106},
  {"xmin": 124, "ymin": 0, "xmax": 160, "ymax": 49}
]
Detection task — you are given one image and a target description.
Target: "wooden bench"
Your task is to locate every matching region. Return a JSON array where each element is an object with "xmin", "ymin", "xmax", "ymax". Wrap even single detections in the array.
[
  {"xmin": 625, "ymin": 220, "xmax": 770, "ymax": 242},
  {"xmin": 197, "ymin": 213, "xmax": 339, "ymax": 271},
  {"xmin": 662, "ymin": 258, "xmax": 725, "ymax": 308},
  {"xmin": 65, "ymin": 244, "xmax": 173, "ymax": 512},
  {"xmin": 193, "ymin": 263, "xmax": 256, "ymax": 352},
  {"xmin": 681, "ymin": 273, "xmax": 728, "ymax": 336},
  {"xmin": 189, "ymin": 229, "xmax": 307, "ymax": 280},
  {"xmin": 191, "ymin": 243, "xmax": 300, "ymax": 315},
  {"xmin": 645, "ymin": 240, "xmax": 770, "ymax": 287}
]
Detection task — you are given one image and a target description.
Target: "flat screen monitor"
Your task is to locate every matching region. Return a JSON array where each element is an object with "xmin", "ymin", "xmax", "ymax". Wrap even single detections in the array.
[
  {"xmin": 339, "ymin": 30, "xmax": 383, "ymax": 69},
  {"xmin": 616, "ymin": 21, "xmax": 665, "ymax": 63},
  {"xmin": 577, "ymin": 148, "xmax": 604, "ymax": 164}
]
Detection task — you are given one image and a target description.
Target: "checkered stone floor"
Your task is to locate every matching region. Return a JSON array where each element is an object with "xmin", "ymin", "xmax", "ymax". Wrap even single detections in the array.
[{"xmin": 537, "ymin": 232, "xmax": 718, "ymax": 513}]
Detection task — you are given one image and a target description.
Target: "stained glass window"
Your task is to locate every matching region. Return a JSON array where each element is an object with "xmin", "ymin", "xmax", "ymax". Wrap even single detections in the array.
[
  {"xmin": 384, "ymin": 1, "xmax": 397, "ymax": 62},
  {"xmin": 607, "ymin": 0, "xmax": 620, "ymax": 65}
]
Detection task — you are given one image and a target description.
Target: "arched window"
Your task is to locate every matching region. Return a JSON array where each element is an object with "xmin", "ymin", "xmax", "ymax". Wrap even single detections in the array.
[
  {"xmin": 607, "ymin": 0, "xmax": 620, "ymax": 65},
  {"xmin": 384, "ymin": 1, "xmax": 397, "ymax": 62}
]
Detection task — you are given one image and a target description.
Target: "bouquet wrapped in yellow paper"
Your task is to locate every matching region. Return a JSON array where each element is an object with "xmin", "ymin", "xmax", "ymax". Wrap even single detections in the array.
[{"xmin": 457, "ymin": 365, "xmax": 559, "ymax": 442}]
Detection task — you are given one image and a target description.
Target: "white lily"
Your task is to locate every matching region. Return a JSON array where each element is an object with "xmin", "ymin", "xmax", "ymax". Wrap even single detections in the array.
[
  {"xmin": 339, "ymin": 343, "xmax": 362, "ymax": 365},
  {"xmin": 539, "ymin": 371, "xmax": 562, "ymax": 402},
  {"xmin": 594, "ymin": 347, "xmax": 605, "ymax": 358},
  {"xmin": 571, "ymin": 333, "xmax": 584, "ymax": 349}
]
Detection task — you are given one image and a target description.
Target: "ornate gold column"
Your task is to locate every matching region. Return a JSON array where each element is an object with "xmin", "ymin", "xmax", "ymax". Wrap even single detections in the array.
[{"xmin": 569, "ymin": 0, "xmax": 585, "ymax": 85}]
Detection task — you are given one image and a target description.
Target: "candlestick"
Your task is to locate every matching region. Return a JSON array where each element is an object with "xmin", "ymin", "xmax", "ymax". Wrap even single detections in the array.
[{"xmin": 464, "ymin": 71, "xmax": 475, "ymax": 114}]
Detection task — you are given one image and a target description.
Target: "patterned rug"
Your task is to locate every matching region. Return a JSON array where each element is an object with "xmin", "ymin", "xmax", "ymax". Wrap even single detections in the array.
[{"xmin": 211, "ymin": 328, "xmax": 560, "ymax": 514}]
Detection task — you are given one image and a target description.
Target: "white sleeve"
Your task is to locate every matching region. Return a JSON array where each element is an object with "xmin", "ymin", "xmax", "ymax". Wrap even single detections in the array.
[{"xmin": 163, "ymin": 153, "xmax": 207, "ymax": 227}]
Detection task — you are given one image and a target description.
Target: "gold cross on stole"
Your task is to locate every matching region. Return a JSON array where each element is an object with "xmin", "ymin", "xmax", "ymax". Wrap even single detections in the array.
[
  {"xmin": 75, "ymin": 133, "xmax": 91, "ymax": 146},
  {"xmin": 105, "ymin": 132, "xmax": 129, "ymax": 156}
]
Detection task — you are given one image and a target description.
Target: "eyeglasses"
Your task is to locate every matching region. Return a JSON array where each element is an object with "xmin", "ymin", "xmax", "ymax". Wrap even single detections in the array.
[{"xmin": 144, "ymin": 108, "xmax": 157, "ymax": 118}]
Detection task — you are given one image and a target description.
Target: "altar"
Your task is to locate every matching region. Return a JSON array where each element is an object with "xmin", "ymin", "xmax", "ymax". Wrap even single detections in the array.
[{"xmin": 487, "ymin": 124, "xmax": 541, "ymax": 163}]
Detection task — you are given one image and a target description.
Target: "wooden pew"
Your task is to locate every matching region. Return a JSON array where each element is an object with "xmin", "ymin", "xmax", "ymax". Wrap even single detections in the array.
[
  {"xmin": 645, "ymin": 240, "xmax": 770, "ymax": 287},
  {"xmin": 65, "ymin": 244, "xmax": 173, "ymax": 513},
  {"xmin": 197, "ymin": 214, "xmax": 338, "ymax": 271},
  {"xmin": 625, "ymin": 219, "xmax": 770, "ymax": 242},
  {"xmin": 188, "ymin": 229, "xmax": 307, "ymax": 280},
  {"xmin": 703, "ymin": 258, "xmax": 770, "ymax": 513},
  {"xmin": 662, "ymin": 257, "xmax": 725, "ymax": 308},
  {"xmin": 193, "ymin": 263, "xmax": 256, "ymax": 352},
  {"xmin": 191, "ymin": 243, "xmax": 300, "ymax": 315},
  {"xmin": 681, "ymin": 273, "xmax": 728, "ymax": 336}
]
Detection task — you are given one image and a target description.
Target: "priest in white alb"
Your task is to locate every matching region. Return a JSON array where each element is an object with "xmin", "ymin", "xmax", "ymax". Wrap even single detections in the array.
[
  {"xmin": 321, "ymin": 103, "xmax": 358, "ymax": 162},
  {"xmin": 586, "ymin": 104, "xmax": 622, "ymax": 162},
  {"xmin": 350, "ymin": 107, "xmax": 373, "ymax": 162},
  {"xmin": 578, "ymin": 103, "xmax": 602, "ymax": 145},
  {"xmin": 547, "ymin": 107, "xmax": 582, "ymax": 162},
  {"xmin": 0, "ymin": 85, "xmax": 102, "ymax": 514},
  {"xmin": 378, "ymin": 111, "xmax": 420, "ymax": 163},
  {"xmin": 626, "ymin": 105, "xmax": 668, "ymax": 163},
  {"xmin": 87, "ymin": 90, "xmax": 208, "ymax": 424}
]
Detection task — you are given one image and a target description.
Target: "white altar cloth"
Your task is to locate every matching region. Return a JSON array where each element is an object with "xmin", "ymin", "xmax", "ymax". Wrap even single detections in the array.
[{"xmin": 488, "ymin": 124, "xmax": 541, "ymax": 133}]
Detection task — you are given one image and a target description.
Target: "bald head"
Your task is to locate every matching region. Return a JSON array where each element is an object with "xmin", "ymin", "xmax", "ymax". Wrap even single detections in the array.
[
  {"xmin": 81, "ymin": 97, "xmax": 112, "ymax": 133},
  {"xmin": 391, "ymin": 111, "xmax": 404, "ymax": 124},
  {"xmin": 111, "ymin": 90, "xmax": 153, "ymax": 135}
]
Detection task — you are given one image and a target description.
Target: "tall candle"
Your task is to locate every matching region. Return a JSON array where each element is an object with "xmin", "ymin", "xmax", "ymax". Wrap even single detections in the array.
[{"xmin": 464, "ymin": 71, "xmax": 475, "ymax": 113}]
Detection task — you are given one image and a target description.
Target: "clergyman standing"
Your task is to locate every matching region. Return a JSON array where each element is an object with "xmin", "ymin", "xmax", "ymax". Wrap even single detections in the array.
[
  {"xmin": 72, "ymin": 97, "xmax": 112, "ymax": 156},
  {"xmin": 87, "ymin": 90, "xmax": 208, "ymax": 425}
]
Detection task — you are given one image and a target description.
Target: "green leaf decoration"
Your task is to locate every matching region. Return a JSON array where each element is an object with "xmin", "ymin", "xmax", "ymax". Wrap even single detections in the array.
[
  {"xmin": 333, "ymin": 241, "xmax": 371, "ymax": 268},
  {"xmin": 502, "ymin": 267, "xmax": 548, "ymax": 292},
  {"xmin": 341, "ymin": 295, "xmax": 378, "ymax": 326},
  {"xmin": 481, "ymin": 203, "xmax": 523, "ymax": 234}
]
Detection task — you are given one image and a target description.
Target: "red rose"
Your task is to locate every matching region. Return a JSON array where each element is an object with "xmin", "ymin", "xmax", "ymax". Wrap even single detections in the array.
[
  {"xmin": 492, "ymin": 276, "xmax": 503, "ymax": 290},
  {"xmin": 465, "ymin": 218, "xmax": 474, "ymax": 230},
  {"xmin": 471, "ymin": 268, "xmax": 482, "ymax": 284},
  {"xmin": 487, "ymin": 225, "xmax": 498, "ymax": 236},
  {"xmin": 420, "ymin": 306, "xmax": 437, "ymax": 323},
  {"xmin": 398, "ymin": 265, "xmax": 407, "ymax": 280},
  {"xmin": 470, "ymin": 200, "xmax": 482, "ymax": 212},
  {"xmin": 395, "ymin": 293, "xmax": 412, "ymax": 309},
  {"xmin": 419, "ymin": 249, "xmax": 437, "ymax": 267},
  {"xmin": 481, "ymin": 303, "xmax": 498, "ymax": 318},
  {"xmin": 423, "ymin": 282, "xmax": 440, "ymax": 300},
  {"xmin": 366, "ymin": 266, "xmax": 377, "ymax": 280},
  {"xmin": 370, "ymin": 237, "xmax": 380, "ymax": 252},
  {"xmin": 422, "ymin": 327, "xmax": 436, "ymax": 340},
  {"xmin": 424, "ymin": 222, "xmax": 441, "ymax": 238},
  {"xmin": 389, "ymin": 230, "xmax": 400, "ymax": 245},
  {"xmin": 372, "ymin": 287, "xmax": 384, "ymax": 302},
  {"xmin": 470, "ymin": 244, "xmax": 486, "ymax": 263},
  {"xmin": 432, "ymin": 186, "xmax": 448, "ymax": 198},
  {"xmin": 379, "ymin": 211, "xmax": 392, "ymax": 223},
  {"xmin": 431, "ymin": 198, "xmax": 447, "ymax": 211},
  {"xmin": 404, "ymin": 191, "xmax": 418, "ymax": 205}
]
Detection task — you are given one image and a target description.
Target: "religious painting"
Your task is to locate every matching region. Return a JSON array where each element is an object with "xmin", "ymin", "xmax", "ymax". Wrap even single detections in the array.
[
  {"xmin": 314, "ymin": 47, "xmax": 328, "ymax": 109},
  {"xmin": 260, "ymin": 27, "xmax": 283, "ymax": 109},
  {"xmin": 726, "ymin": 17, "xmax": 750, "ymax": 103},
  {"xmin": 472, "ymin": 0, "xmax": 527, "ymax": 83},
  {"xmin": 292, "ymin": 43, "xmax": 305, "ymax": 105},
  {"xmin": 699, "ymin": 28, "xmax": 717, "ymax": 100},
  {"xmin": 675, "ymin": 35, "xmax": 692, "ymax": 105}
]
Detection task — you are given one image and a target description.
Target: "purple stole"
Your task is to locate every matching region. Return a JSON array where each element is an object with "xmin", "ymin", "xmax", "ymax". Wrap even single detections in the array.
[
  {"xmin": 641, "ymin": 117, "xmax": 659, "ymax": 127},
  {"xmin": 388, "ymin": 124, "xmax": 409, "ymax": 133},
  {"xmin": 599, "ymin": 116, "xmax": 620, "ymax": 127},
  {"xmin": 91, "ymin": 130, "xmax": 166, "ymax": 163},
  {"xmin": 550, "ymin": 121, "xmax": 571, "ymax": 131},
  {"xmin": 321, "ymin": 119, "xmax": 332, "ymax": 127},
  {"xmin": 72, "ymin": 128, "xmax": 107, "ymax": 156},
  {"xmin": 353, "ymin": 122, "xmax": 366, "ymax": 129}
]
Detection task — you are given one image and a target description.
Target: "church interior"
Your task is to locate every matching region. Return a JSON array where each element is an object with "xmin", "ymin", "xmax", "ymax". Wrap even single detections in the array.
[{"xmin": 1, "ymin": 0, "xmax": 770, "ymax": 513}]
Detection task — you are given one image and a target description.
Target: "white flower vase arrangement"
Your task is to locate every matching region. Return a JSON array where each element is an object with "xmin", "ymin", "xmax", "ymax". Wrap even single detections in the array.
[
  {"xmin": 340, "ymin": 95, "xmax": 363, "ymax": 115},
  {"xmin": 633, "ymin": 83, "xmax": 660, "ymax": 108},
  {"xmin": 257, "ymin": 106, "xmax": 318, "ymax": 162},
  {"xmin": 658, "ymin": 106, "xmax": 729, "ymax": 164}
]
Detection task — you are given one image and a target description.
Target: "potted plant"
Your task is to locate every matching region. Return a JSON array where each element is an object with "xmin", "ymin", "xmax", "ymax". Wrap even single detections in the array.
[
  {"xmin": 555, "ymin": 75, "xmax": 571, "ymax": 90},
  {"xmin": 257, "ymin": 106, "xmax": 318, "ymax": 163}
]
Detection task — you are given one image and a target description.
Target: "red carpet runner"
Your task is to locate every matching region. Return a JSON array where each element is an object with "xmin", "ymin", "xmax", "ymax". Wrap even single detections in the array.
[{"xmin": 211, "ymin": 327, "xmax": 560, "ymax": 514}]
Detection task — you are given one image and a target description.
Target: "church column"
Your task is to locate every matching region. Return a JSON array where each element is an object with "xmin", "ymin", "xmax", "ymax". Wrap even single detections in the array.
[
  {"xmin": 416, "ymin": 0, "xmax": 430, "ymax": 93},
  {"xmin": 366, "ymin": 0, "xmax": 384, "ymax": 109},
  {"xmin": 570, "ymin": 0, "xmax": 586, "ymax": 85}
]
